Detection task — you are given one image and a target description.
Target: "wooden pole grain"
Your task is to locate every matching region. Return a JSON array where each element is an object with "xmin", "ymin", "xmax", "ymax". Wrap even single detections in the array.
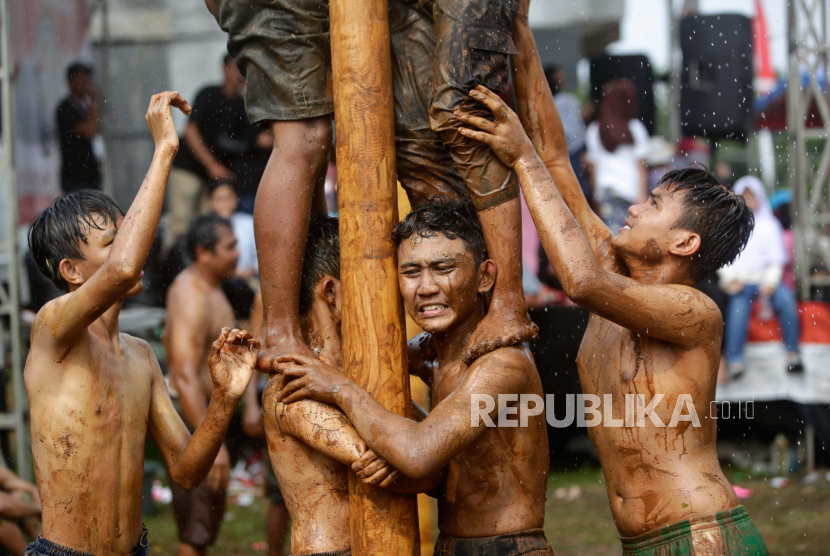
[{"xmin": 329, "ymin": 0, "xmax": 420, "ymax": 553}]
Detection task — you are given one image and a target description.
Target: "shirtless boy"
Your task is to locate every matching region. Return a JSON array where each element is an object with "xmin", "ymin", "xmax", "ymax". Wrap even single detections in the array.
[
  {"xmin": 25, "ymin": 92, "xmax": 259, "ymax": 556},
  {"xmin": 165, "ymin": 213, "xmax": 241, "ymax": 556},
  {"xmin": 277, "ymin": 200, "xmax": 553, "ymax": 555},
  {"xmin": 452, "ymin": 17, "xmax": 768, "ymax": 551},
  {"xmin": 260, "ymin": 215, "xmax": 400, "ymax": 556},
  {"xmin": 206, "ymin": 0, "xmax": 535, "ymax": 371}
]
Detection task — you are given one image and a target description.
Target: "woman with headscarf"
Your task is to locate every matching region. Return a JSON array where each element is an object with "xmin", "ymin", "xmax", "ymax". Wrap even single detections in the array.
[
  {"xmin": 718, "ymin": 175, "xmax": 802, "ymax": 379},
  {"xmin": 584, "ymin": 79, "xmax": 650, "ymax": 232}
]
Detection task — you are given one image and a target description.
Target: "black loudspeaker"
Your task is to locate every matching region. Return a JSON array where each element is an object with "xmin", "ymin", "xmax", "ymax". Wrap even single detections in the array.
[
  {"xmin": 680, "ymin": 14, "xmax": 753, "ymax": 140},
  {"xmin": 590, "ymin": 54, "xmax": 656, "ymax": 135}
]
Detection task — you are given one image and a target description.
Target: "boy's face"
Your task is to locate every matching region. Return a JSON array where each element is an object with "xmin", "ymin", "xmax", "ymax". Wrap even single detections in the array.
[
  {"xmin": 611, "ymin": 184, "xmax": 697, "ymax": 267},
  {"xmin": 69, "ymin": 213, "xmax": 144, "ymax": 297},
  {"xmin": 397, "ymin": 234, "xmax": 487, "ymax": 335},
  {"xmin": 210, "ymin": 184, "xmax": 238, "ymax": 220},
  {"xmin": 197, "ymin": 225, "xmax": 239, "ymax": 282}
]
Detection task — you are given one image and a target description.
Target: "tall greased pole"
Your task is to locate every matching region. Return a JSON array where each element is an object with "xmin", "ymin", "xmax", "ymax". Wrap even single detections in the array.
[{"xmin": 329, "ymin": 0, "xmax": 420, "ymax": 553}]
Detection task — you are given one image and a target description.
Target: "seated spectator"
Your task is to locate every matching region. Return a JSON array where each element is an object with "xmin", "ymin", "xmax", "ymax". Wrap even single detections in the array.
[
  {"xmin": 718, "ymin": 176, "xmax": 802, "ymax": 379},
  {"xmin": 0, "ymin": 464, "xmax": 42, "ymax": 556},
  {"xmin": 584, "ymin": 79, "xmax": 649, "ymax": 232},
  {"xmin": 209, "ymin": 180, "xmax": 258, "ymax": 279}
]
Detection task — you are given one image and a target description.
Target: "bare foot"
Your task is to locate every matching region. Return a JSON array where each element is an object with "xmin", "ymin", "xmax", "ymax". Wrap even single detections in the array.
[
  {"xmin": 463, "ymin": 300, "xmax": 539, "ymax": 366},
  {"xmin": 462, "ymin": 300, "xmax": 538, "ymax": 366},
  {"xmin": 256, "ymin": 332, "xmax": 314, "ymax": 374}
]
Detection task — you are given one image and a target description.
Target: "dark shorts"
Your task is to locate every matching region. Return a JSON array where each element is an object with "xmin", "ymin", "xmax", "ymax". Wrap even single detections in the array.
[
  {"xmin": 429, "ymin": 0, "xmax": 520, "ymax": 210},
  {"xmin": 169, "ymin": 476, "xmax": 227, "ymax": 548},
  {"xmin": 208, "ymin": 0, "xmax": 333, "ymax": 124},
  {"xmin": 25, "ymin": 526, "xmax": 149, "ymax": 556},
  {"xmin": 389, "ymin": 0, "xmax": 467, "ymax": 207},
  {"xmin": 620, "ymin": 506, "xmax": 768, "ymax": 556},
  {"xmin": 434, "ymin": 528, "xmax": 554, "ymax": 556},
  {"xmin": 264, "ymin": 460, "xmax": 285, "ymax": 505}
]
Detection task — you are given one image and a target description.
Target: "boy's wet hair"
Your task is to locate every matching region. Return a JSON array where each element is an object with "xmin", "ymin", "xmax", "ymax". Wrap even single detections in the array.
[
  {"xmin": 300, "ymin": 215, "xmax": 340, "ymax": 317},
  {"xmin": 391, "ymin": 197, "xmax": 488, "ymax": 267},
  {"xmin": 185, "ymin": 213, "xmax": 233, "ymax": 260},
  {"xmin": 29, "ymin": 190, "xmax": 123, "ymax": 292},
  {"xmin": 662, "ymin": 167, "xmax": 755, "ymax": 283}
]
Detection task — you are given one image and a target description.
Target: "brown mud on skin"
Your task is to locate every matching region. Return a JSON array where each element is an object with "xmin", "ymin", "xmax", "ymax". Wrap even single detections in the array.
[{"xmin": 261, "ymin": 370, "xmax": 387, "ymax": 555}]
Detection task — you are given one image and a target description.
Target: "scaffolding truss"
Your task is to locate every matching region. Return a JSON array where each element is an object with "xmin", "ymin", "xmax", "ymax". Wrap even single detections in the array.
[
  {"xmin": 789, "ymin": 0, "xmax": 830, "ymax": 298},
  {"xmin": 0, "ymin": 0, "xmax": 30, "ymax": 478}
]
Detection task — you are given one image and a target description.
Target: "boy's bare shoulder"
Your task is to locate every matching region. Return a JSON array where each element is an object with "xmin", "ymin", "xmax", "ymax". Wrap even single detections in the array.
[
  {"xmin": 121, "ymin": 334, "xmax": 162, "ymax": 374},
  {"xmin": 471, "ymin": 344, "xmax": 535, "ymax": 372},
  {"xmin": 31, "ymin": 294, "xmax": 71, "ymax": 337},
  {"xmin": 466, "ymin": 344, "xmax": 538, "ymax": 389}
]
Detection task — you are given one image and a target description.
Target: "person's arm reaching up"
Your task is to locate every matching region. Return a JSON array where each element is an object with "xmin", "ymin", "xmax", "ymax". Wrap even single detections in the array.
[
  {"xmin": 456, "ymin": 87, "xmax": 720, "ymax": 349},
  {"xmin": 510, "ymin": 10, "xmax": 620, "ymax": 270},
  {"xmin": 150, "ymin": 328, "xmax": 258, "ymax": 490},
  {"xmin": 35, "ymin": 92, "xmax": 191, "ymax": 355}
]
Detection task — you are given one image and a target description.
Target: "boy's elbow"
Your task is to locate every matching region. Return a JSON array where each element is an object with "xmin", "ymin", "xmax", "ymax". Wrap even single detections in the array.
[
  {"xmin": 169, "ymin": 469, "xmax": 199, "ymax": 491},
  {"xmin": 107, "ymin": 259, "xmax": 142, "ymax": 285},
  {"xmin": 396, "ymin": 448, "xmax": 438, "ymax": 480},
  {"xmin": 560, "ymin": 273, "xmax": 590, "ymax": 305}
]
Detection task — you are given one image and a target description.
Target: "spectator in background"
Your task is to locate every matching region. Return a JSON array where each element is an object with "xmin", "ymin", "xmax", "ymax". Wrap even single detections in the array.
[
  {"xmin": 584, "ymin": 79, "xmax": 649, "ymax": 232},
  {"xmin": 719, "ymin": 176, "xmax": 802, "ymax": 379},
  {"xmin": 165, "ymin": 215, "xmax": 240, "ymax": 556},
  {"xmin": 166, "ymin": 55, "xmax": 270, "ymax": 248},
  {"xmin": 544, "ymin": 65, "xmax": 589, "ymax": 201},
  {"xmin": 56, "ymin": 63, "xmax": 100, "ymax": 193},
  {"xmin": 209, "ymin": 180, "xmax": 258, "ymax": 279}
]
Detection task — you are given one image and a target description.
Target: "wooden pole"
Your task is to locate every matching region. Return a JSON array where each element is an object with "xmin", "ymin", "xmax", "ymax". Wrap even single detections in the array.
[{"xmin": 329, "ymin": 0, "xmax": 420, "ymax": 554}]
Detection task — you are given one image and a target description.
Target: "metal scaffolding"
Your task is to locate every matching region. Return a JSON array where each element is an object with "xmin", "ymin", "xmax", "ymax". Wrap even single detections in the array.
[
  {"xmin": 0, "ymin": 0, "xmax": 30, "ymax": 477},
  {"xmin": 789, "ymin": 0, "xmax": 830, "ymax": 299}
]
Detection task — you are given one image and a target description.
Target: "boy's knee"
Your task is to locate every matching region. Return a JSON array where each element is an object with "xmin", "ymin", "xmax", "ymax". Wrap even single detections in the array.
[{"xmin": 268, "ymin": 117, "xmax": 332, "ymax": 164}]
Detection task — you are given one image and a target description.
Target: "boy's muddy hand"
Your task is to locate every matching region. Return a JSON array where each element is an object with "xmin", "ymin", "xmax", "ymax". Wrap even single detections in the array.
[
  {"xmin": 455, "ymin": 86, "xmax": 537, "ymax": 169},
  {"xmin": 209, "ymin": 328, "xmax": 261, "ymax": 400},
  {"xmin": 352, "ymin": 450, "xmax": 400, "ymax": 488},
  {"xmin": 275, "ymin": 354, "xmax": 352, "ymax": 405},
  {"xmin": 145, "ymin": 91, "xmax": 191, "ymax": 153}
]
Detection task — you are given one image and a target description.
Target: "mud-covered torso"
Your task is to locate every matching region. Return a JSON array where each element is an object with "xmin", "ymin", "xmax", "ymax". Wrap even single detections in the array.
[
  {"xmin": 26, "ymin": 332, "xmax": 154, "ymax": 555},
  {"xmin": 577, "ymin": 314, "xmax": 738, "ymax": 537},
  {"xmin": 261, "ymin": 377, "xmax": 351, "ymax": 555},
  {"xmin": 429, "ymin": 346, "xmax": 549, "ymax": 538}
]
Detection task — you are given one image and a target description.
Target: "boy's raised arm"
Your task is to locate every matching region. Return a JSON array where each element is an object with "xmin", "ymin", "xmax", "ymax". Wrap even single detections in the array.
[
  {"xmin": 456, "ymin": 87, "xmax": 721, "ymax": 349},
  {"xmin": 38, "ymin": 92, "xmax": 191, "ymax": 350},
  {"xmin": 510, "ymin": 13, "xmax": 619, "ymax": 268}
]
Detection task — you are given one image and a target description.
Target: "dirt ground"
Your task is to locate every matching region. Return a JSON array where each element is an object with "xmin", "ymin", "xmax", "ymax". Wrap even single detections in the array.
[{"xmin": 142, "ymin": 466, "xmax": 830, "ymax": 555}]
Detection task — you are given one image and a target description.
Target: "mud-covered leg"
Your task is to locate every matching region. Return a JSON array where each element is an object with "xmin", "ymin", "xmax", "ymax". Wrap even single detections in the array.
[
  {"xmin": 255, "ymin": 117, "xmax": 331, "ymax": 372},
  {"xmin": 429, "ymin": 1, "xmax": 537, "ymax": 364},
  {"xmin": 471, "ymin": 197, "xmax": 538, "ymax": 364}
]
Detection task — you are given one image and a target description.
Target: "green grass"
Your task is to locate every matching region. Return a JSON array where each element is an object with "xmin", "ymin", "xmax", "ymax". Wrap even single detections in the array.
[{"xmin": 141, "ymin": 467, "xmax": 830, "ymax": 556}]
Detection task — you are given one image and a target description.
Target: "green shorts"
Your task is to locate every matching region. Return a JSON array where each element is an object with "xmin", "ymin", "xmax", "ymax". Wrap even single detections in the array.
[{"xmin": 621, "ymin": 506, "xmax": 768, "ymax": 556}]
